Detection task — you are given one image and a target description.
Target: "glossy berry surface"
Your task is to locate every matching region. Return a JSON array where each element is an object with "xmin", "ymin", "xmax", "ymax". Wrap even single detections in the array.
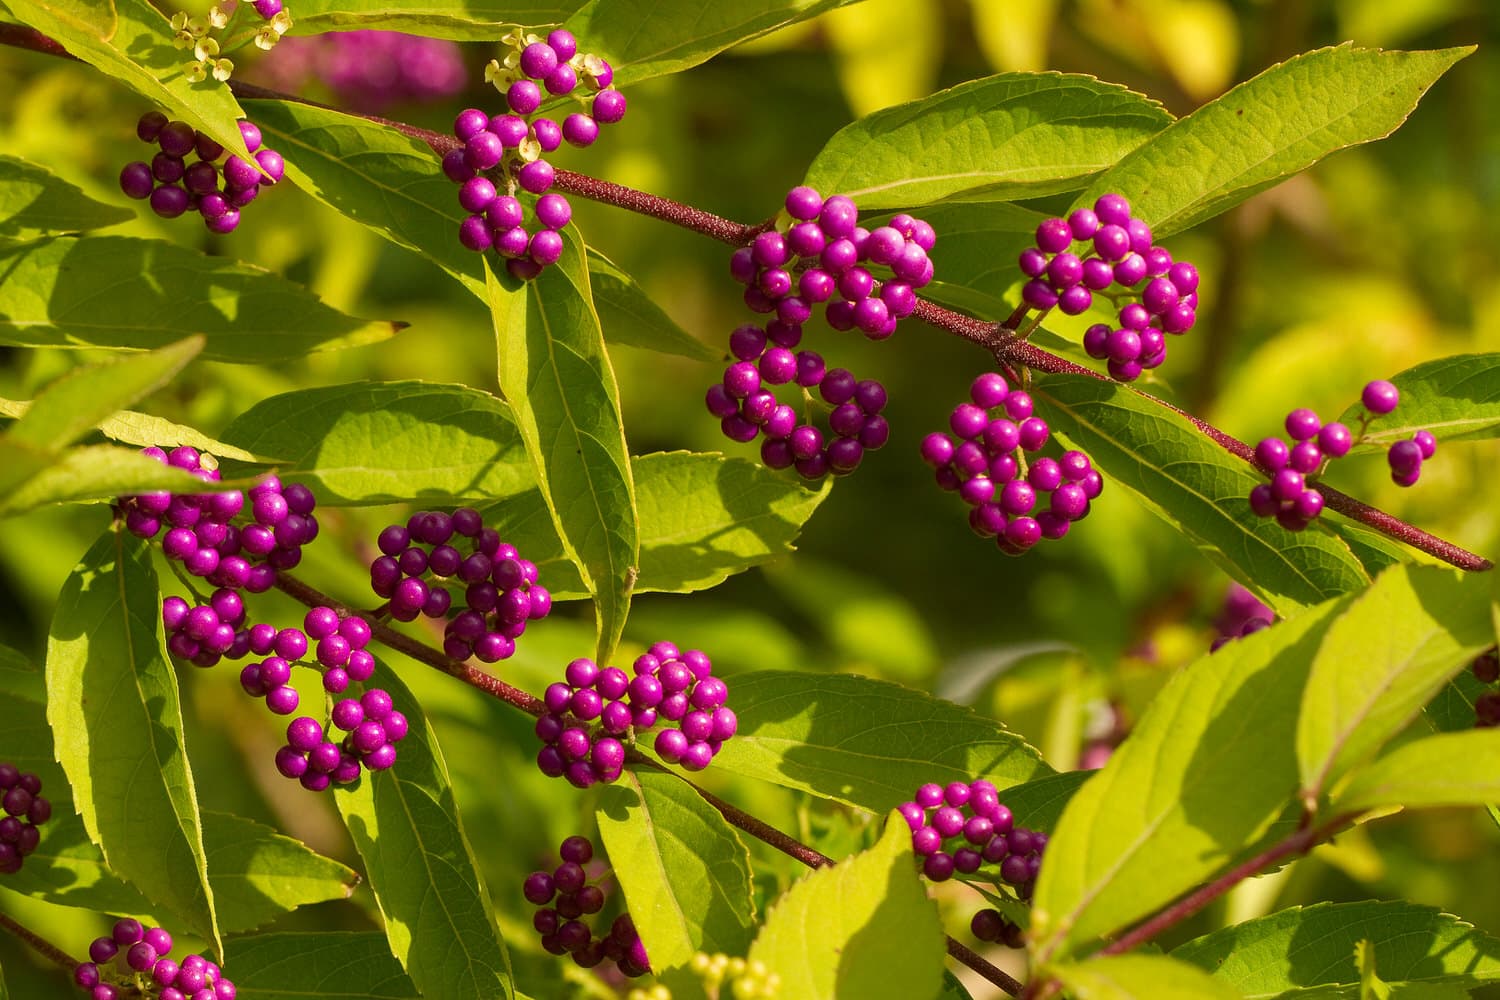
[
  {"xmin": 0, "ymin": 763, "xmax": 49, "ymax": 874},
  {"xmin": 524, "ymin": 835, "xmax": 650, "ymax": 978}
]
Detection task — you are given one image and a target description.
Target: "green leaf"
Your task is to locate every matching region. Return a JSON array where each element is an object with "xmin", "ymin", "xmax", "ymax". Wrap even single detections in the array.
[
  {"xmin": 0, "ymin": 443, "xmax": 253, "ymax": 519},
  {"xmin": 587, "ymin": 249, "xmax": 721, "ymax": 362},
  {"xmin": 747, "ymin": 815, "xmax": 945, "ymax": 1000},
  {"xmin": 1333, "ymin": 730, "xmax": 1500, "ymax": 815},
  {"xmin": 290, "ymin": 0, "xmax": 573, "ymax": 39},
  {"xmin": 1077, "ymin": 44, "xmax": 1472, "ymax": 238},
  {"xmin": 0, "ymin": 643, "xmax": 44, "ymax": 701},
  {"xmin": 45, "ymin": 529, "xmax": 219, "ymax": 947},
  {"xmin": 5, "ymin": 337, "xmax": 203, "ymax": 454},
  {"xmin": 201, "ymin": 811, "xmax": 361, "ymax": 934},
  {"xmin": 1003, "ymin": 770, "xmax": 1094, "ymax": 832},
  {"xmin": 242, "ymin": 98, "xmax": 484, "ymax": 297},
  {"xmin": 803, "ymin": 72, "xmax": 1171, "ymax": 209},
  {"xmin": 228, "ymin": 932, "xmax": 420, "ymax": 999},
  {"xmin": 218, "ymin": 381, "xmax": 533, "ymax": 505},
  {"xmin": 1034, "ymin": 371, "xmax": 1370, "ymax": 615},
  {"xmin": 595, "ymin": 769, "xmax": 757, "ymax": 976},
  {"xmin": 0, "ymin": 398, "xmax": 267, "ymax": 463},
  {"xmin": 1359, "ymin": 940, "xmax": 1392, "ymax": 1000},
  {"xmin": 1297, "ymin": 565, "xmax": 1494, "ymax": 805},
  {"xmin": 2, "ymin": 0, "xmax": 255, "ymax": 164},
  {"xmin": 486, "ymin": 244, "xmax": 637, "ymax": 662},
  {"xmin": 1049, "ymin": 954, "xmax": 1245, "ymax": 1000},
  {"xmin": 0, "ymin": 235, "xmax": 401, "ymax": 361},
  {"xmin": 1031, "ymin": 597, "xmax": 1347, "ymax": 961},
  {"xmin": 481, "ymin": 451, "xmax": 830, "ymax": 599},
  {"xmin": 0, "ymin": 154, "xmax": 132, "ymax": 241},
  {"xmin": 920, "ymin": 201, "xmax": 1048, "ymax": 297},
  {"xmin": 708, "ymin": 671, "xmax": 1049, "ymax": 813},
  {"xmin": 333, "ymin": 662, "xmax": 513, "ymax": 1000},
  {"xmin": 565, "ymin": 0, "xmax": 858, "ymax": 86},
  {"xmin": 1172, "ymin": 901, "xmax": 1500, "ymax": 997},
  {"xmin": 1335, "ymin": 354, "xmax": 1500, "ymax": 448}
]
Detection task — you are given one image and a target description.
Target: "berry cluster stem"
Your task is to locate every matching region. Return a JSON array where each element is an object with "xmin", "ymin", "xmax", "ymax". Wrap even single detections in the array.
[
  {"xmin": 0, "ymin": 22, "xmax": 1485, "ymax": 571},
  {"xmin": 0, "ymin": 910, "xmax": 77, "ymax": 970}
]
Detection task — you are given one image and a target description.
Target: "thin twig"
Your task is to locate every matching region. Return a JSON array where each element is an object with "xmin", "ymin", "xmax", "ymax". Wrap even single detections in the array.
[{"xmin": 0, "ymin": 911, "xmax": 78, "ymax": 971}]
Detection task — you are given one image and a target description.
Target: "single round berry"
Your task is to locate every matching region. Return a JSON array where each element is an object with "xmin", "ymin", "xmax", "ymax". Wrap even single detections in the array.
[{"xmin": 1362, "ymin": 380, "xmax": 1400, "ymax": 415}]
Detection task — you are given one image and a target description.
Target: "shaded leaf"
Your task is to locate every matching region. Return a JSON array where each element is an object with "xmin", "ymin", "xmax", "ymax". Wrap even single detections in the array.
[
  {"xmin": 595, "ymin": 769, "xmax": 757, "ymax": 976},
  {"xmin": 566, "ymin": 0, "xmax": 859, "ymax": 86},
  {"xmin": 1031, "ymin": 597, "xmax": 1347, "ymax": 960},
  {"xmin": 45, "ymin": 529, "xmax": 219, "ymax": 946},
  {"xmin": 486, "ymin": 244, "xmax": 637, "ymax": 662},
  {"xmin": 1336, "ymin": 353, "xmax": 1500, "ymax": 448},
  {"xmin": 1035, "ymin": 371, "xmax": 1370, "ymax": 615},
  {"xmin": 218, "ymin": 381, "xmax": 533, "ymax": 504},
  {"xmin": 708, "ymin": 671, "xmax": 1049, "ymax": 813},
  {"xmin": 229, "ymin": 932, "xmax": 420, "ymax": 999},
  {"xmin": 1298, "ymin": 565, "xmax": 1494, "ymax": 804},
  {"xmin": 0, "ymin": 154, "xmax": 132, "ymax": 241},
  {"xmin": 290, "ymin": 0, "xmax": 574, "ymax": 39},
  {"xmin": 333, "ymin": 663, "xmax": 514, "ymax": 1000},
  {"xmin": 0, "ymin": 443, "xmax": 253, "ymax": 519},
  {"xmin": 1172, "ymin": 901, "xmax": 1500, "ymax": 998},
  {"xmin": 920, "ymin": 201, "xmax": 1048, "ymax": 301},
  {"xmin": 481, "ymin": 451, "xmax": 830, "ymax": 599},
  {"xmin": 587, "ymin": 249, "xmax": 721, "ymax": 362},
  {"xmin": 804, "ymin": 72, "xmax": 1171, "ymax": 209},
  {"xmin": 1077, "ymin": 45, "xmax": 1472, "ymax": 237},
  {"xmin": 0, "ymin": 236, "xmax": 400, "ymax": 361},
  {"xmin": 201, "ymin": 811, "xmax": 361, "ymax": 934},
  {"xmin": 3, "ymin": 0, "xmax": 254, "ymax": 163},
  {"xmin": 5, "ymin": 337, "xmax": 202, "ymax": 454},
  {"xmin": 242, "ymin": 98, "xmax": 483, "ymax": 297},
  {"xmin": 747, "ymin": 815, "xmax": 945, "ymax": 1000}
]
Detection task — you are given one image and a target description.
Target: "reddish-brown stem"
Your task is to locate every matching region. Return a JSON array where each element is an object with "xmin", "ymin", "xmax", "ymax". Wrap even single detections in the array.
[
  {"xmin": 0, "ymin": 21, "xmax": 1487, "ymax": 570},
  {"xmin": 0, "ymin": 911, "xmax": 79, "ymax": 971}
]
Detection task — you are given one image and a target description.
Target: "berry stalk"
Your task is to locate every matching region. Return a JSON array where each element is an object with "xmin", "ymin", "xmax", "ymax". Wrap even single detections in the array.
[
  {"xmin": 0, "ymin": 910, "xmax": 78, "ymax": 971},
  {"xmin": 0, "ymin": 23, "xmax": 1486, "ymax": 570}
]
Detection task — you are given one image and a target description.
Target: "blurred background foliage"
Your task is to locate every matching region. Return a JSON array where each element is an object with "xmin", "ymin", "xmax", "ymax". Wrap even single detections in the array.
[{"xmin": 1, "ymin": 1, "xmax": 1498, "ymax": 996}]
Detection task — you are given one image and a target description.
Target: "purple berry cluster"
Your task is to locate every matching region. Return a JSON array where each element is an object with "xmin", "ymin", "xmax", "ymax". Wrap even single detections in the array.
[
  {"xmin": 708, "ymin": 335, "xmax": 890, "ymax": 479},
  {"xmin": 1248, "ymin": 380, "xmax": 1435, "ymax": 531},
  {"xmin": 447, "ymin": 28, "xmax": 624, "ymax": 281},
  {"xmin": 707, "ymin": 186, "xmax": 938, "ymax": 479},
  {"xmin": 1017, "ymin": 193, "xmax": 1201, "ymax": 381},
  {"xmin": 969, "ymin": 909, "xmax": 1027, "ymax": 949},
  {"xmin": 0, "ymin": 764, "xmax": 49, "ymax": 875},
  {"xmin": 235, "ymin": 604, "xmax": 375, "ymax": 713},
  {"xmin": 730, "ymin": 188, "xmax": 935, "ymax": 338},
  {"xmin": 1471, "ymin": 648, "xmax": 1499, "ymax": 728},
  {"xmin": 119, "ymin": 114, "xmax": 283, "ymax": 233},
  {"xmin": 898, "ymin": 779, "xmax": 1048, "ymax": 895},
  {"xmin": 369, "ymin": 508, "xmax": 552, "ymax": 663},
  {"xmin": 1209, "ymin": 582, "xmax": 1274, "ymax": 653},
  {"xmin": 123, "ymin": 450, "xmax": 317, "ymax": 595},
  {"xmin": 275, "ymin": 686, "xmax": 409, "ymax": 792},
  {"xmin": 920, "ymin": 373, "xmax": 1102, "ymax": 553},
  {"xmin": 74, "ymin": 919, "xmax": 235, "ymax": 1000},
  {"xmin": 524, "ymin": 836, "xmax": 650, "ymax": 977},
  {"xmin": 255, "ymin": 30, "xmax": 465, "ymax": 112},
  {"xmin": 535, "ymin": 642, "xmax": 735, "ymax": 788}
]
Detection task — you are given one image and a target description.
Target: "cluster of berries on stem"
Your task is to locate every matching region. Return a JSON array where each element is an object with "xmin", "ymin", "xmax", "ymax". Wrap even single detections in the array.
[
  {"xmin": 535, "ymin": 642, "xmax": 735, "ymax": 787},
  {"xmin": 1018, "ymin": 193, "xmax": 1201, "ymax": 381},
  {"xmin": 73, "ymin": 919, "xmax": 235, "ymax": 999},
  {"xmin": 685, "ymin": 953, "xmax": 782, "ymax": 998},
  {"xmin": 1249, "ymin": 380, "xmax": 1435, "ymax": 531},
  {"xmin": 447, "ymin": 28, "xmax": 624, "ymax": 280},
  {"xmin": 898, "ymin": 779, "xmax": 1048, "ymax": 895},
  {"xmin": 921, "ymin": 372, "xmax": 1102, "ymax": 553},
  {"xmin": 276, "ymin": 682, "xmax": 408, "ymax": 791},
  {"xmin": 119, "ymin": 115, "xmax": 283, "ymax": 233},
  {"xmin": 523, "ymin": 835, "xmax": 650, "ymax": 977},
  {"xmin": 969, "ymin": 908, "xmax": 1027, "ymax": 949},
  {"xmin": 710, "ymin": 185, "xmax": 936, "ymax": 477},
  {"xmin": 0, "ymin": 764, "xmax": 49, "ymax": 874},
  {"xmin": 370, "ymin": 508, "xmax": 552, "ymax": 663}
]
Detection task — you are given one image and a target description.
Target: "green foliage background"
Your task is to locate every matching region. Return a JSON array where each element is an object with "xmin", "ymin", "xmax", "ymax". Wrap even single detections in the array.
[{"xmin": 1, "ymin": 1, "xmax": 1499, "ymax": 997}]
